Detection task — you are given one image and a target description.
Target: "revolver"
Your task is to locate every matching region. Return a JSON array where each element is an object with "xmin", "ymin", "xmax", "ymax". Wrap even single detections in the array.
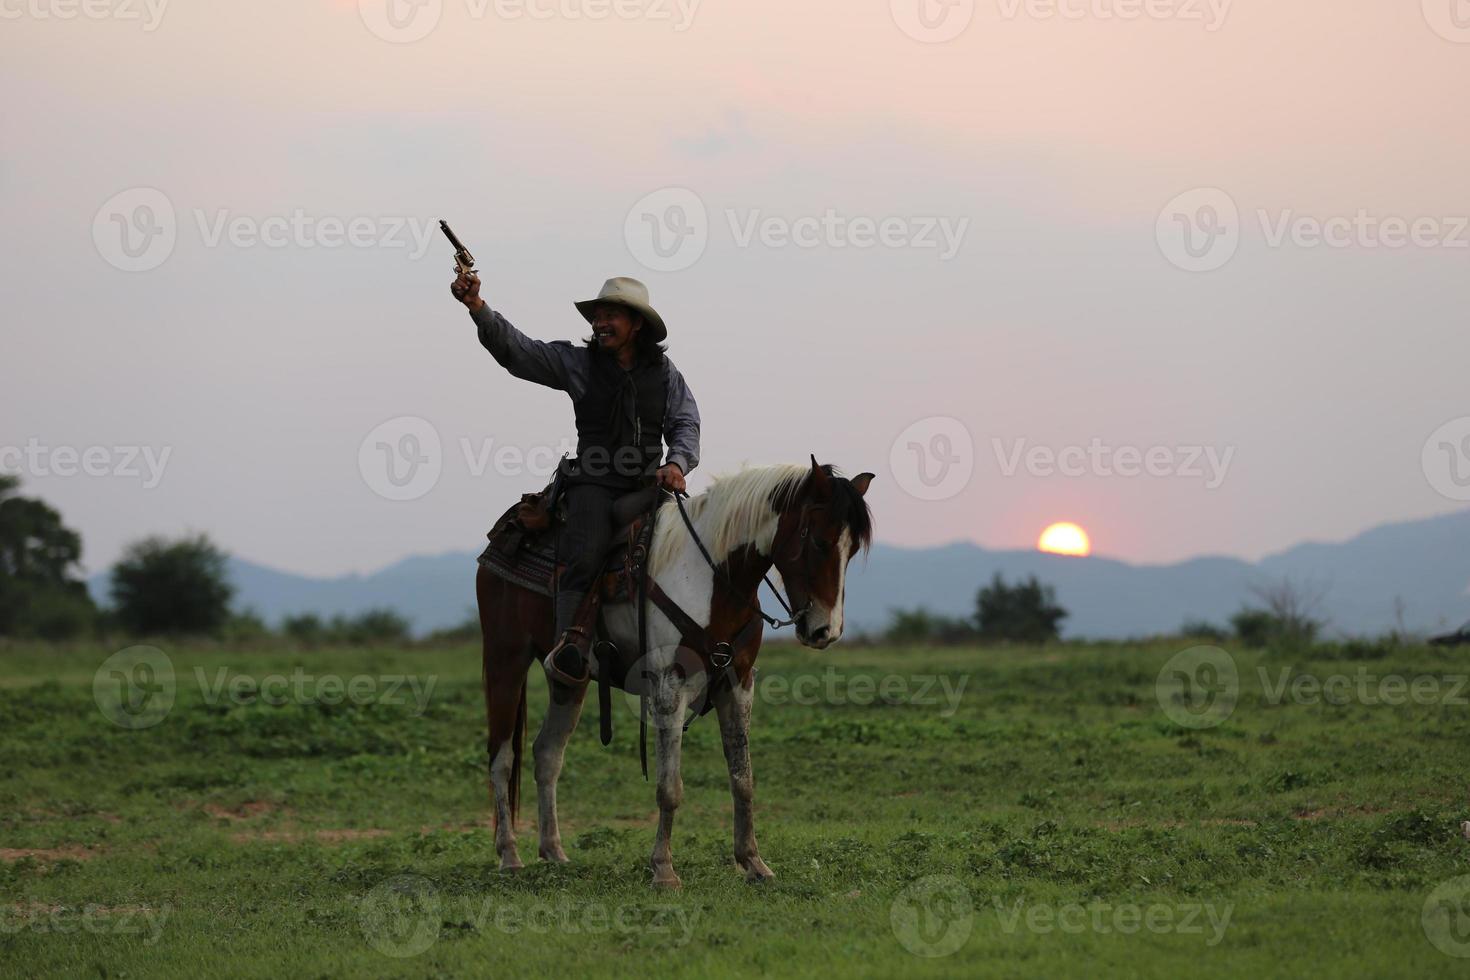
[{"xmin": 439, "ymin": 220, "xmax": 476, "ymax": 277}]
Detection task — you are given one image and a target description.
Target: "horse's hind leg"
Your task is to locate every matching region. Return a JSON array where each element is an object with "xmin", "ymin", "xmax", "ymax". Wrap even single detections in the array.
[
  {"xmin": 479, "ymin": 568, "xmax": 533, "ymax": 872},
  {"xmin": 533, "ymin": 680, "xmax": 587, "ymax": 862}
]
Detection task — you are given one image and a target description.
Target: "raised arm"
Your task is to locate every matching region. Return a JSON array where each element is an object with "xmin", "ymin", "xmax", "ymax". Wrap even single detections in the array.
[
  {"xmin": 663, "ymin": 358, "xmax": 702, "ymax": 477},
  {"xmin": 453, "ymin": 272, "xmax": 587, "ymax": 395}
]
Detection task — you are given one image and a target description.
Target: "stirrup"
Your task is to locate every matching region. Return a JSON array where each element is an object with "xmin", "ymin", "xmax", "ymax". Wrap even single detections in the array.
[{"xmin": 544, "ymin": 628, "xmax": 592, "ymax": 686}]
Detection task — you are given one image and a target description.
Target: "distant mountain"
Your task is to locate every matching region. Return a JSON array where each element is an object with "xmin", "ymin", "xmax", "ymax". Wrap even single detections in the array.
[{"xmin": 88, "ymin": 510, "xmax": 1470, "ymax": 639}]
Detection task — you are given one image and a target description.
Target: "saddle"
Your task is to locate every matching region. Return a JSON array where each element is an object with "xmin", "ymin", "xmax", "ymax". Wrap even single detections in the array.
[{"xmin": 476, "ymin": 480, "xmax": 663, "ymax": 605}]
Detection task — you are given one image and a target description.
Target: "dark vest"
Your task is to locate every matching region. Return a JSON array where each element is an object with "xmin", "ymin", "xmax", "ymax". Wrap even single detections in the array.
[{"xmin": 569, "ymin": 350, "xmax": 667, "ymax": 487}]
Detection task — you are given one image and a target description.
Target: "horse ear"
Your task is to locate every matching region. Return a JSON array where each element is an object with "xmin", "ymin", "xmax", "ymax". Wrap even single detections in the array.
[
  {"xmin": 808, "ymin": 454, "xmax": 831, "ymax": 494},
  {"xmin": 850, "ymin": 472, "xmax": 875, "ymax": 497}
]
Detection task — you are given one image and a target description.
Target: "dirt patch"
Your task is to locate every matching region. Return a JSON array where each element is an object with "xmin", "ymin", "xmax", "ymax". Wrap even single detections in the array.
[
  {"xmin": 0, "ymin": 845, "xmax": 98, "ymax": 864},
  {"xmin": 1098, "ymin": 818, "xmax": 1258, "ymax": 832},
  {"xmin": 1293, "ymin": 805, "xmax": 1392, "ymax": 821},
  {"xmin": 203, "ymin": 801, "xmax": 285, "ymax": 822},
  {"xmin": 231, "ymin": 828, "xmax": 392, "ymax": 844}
]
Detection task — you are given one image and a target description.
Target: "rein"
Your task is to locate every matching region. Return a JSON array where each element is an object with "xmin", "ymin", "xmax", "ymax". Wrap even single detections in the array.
[{"xmin": 673, "ymin": 491, "xmax": 807, "ymax": 631}]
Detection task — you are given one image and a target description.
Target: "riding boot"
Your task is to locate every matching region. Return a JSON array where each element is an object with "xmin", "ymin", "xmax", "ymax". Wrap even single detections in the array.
[{"xmin": 544, "ymin": 589, "xmax": 599, "ymax": 686}]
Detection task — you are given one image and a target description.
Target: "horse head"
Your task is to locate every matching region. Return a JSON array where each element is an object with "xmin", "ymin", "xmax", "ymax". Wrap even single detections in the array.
[{"xmin": 770, "ymin": 456, "xmax": 875, "ymax": 649}]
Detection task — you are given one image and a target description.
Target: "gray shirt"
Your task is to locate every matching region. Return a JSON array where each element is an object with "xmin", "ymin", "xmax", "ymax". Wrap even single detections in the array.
[{"xmin": 471, "ymin": 303, "xmax": 702, "ymax": 475}]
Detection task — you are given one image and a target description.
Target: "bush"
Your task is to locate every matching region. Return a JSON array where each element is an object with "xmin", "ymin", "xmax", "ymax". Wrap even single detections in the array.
[
  {"xmin": 109, "ymin": 533, "xmax": 234, "ymax": 637},
  {"xmin": 1181, "ymin": 619, "xmax": 1229, "ymax": 642},
  {"xmin": 884, "ymin": 607, "xmax": 977, "ymax": 646},
  {"xmin": 976, "ymin": 574, "xmax": 1068, "ymax": 643}
]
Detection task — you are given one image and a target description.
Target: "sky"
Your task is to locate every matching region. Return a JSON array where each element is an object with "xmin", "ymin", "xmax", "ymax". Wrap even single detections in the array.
[{"xmin": 2, "ymin": 0, "xmax": 1469, "ymax": 578}]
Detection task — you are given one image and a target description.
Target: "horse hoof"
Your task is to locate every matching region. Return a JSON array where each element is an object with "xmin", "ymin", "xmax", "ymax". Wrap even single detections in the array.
[
  {"xmin": 651, "ymin": 870, "xmax": 683, "ymax": 890},
  {"xmin": 539, "ymin": 847, "xmax": 569, "ymax": 863},
  {"xmin": 741, "ymin": 858, "xmax": 775, "ymax": 883},
  {"xmin": 500, "ymin": 855, "xmax": 525, "ymax": 872}
]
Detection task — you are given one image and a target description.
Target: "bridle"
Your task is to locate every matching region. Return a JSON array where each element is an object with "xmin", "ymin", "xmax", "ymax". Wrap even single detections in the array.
[{"xmin": 673, "ymin": 491, "xmax": 812, "ymax": 636}]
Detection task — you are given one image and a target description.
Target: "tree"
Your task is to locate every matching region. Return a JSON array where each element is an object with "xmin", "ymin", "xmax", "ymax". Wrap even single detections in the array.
[
  {"xmin": 0, "ymin": 476, "xmax": 97, "ymax": 638},
  {"xmin": 109, "ymin": 533, "xmax": 234, "ymax": 637},
  {"xmin": 975, "ymin": 573, "xmax": 1068, "ymax": 643}
]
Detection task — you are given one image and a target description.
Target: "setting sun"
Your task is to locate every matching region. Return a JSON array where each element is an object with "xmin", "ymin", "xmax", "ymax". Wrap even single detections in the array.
[{"xmin": 1038, "ymin": 522, "xmax": 1092, "ymax": 557}]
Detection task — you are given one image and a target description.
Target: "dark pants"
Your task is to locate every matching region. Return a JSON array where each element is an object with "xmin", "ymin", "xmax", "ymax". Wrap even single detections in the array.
[{"xmin": 559, "ymin": 483, "xmax": 620, "ymax": 595}]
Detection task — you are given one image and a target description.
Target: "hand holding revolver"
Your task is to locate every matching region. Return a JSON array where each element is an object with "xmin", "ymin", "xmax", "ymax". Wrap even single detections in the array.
[{"xmin": 451, "ymin": 270, "xmax": 484, "ymax": 313}]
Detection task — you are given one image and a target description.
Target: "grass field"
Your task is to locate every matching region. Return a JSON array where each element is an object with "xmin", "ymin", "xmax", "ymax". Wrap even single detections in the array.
[{"xmin": 2, "ymin": 638, "xmax": 1469, "ymax": 977}]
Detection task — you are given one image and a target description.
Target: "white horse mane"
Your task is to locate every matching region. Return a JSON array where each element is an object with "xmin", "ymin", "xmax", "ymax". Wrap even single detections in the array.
[{"xmin": 648, "ymin": 463, "xmax": 810, "ymax": 577}]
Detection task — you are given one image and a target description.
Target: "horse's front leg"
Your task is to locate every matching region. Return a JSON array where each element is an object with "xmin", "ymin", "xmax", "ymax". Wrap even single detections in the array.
[
  {"xmin": 649, "ymin": 666, "xmax": 689, "ymax": 889},
  {"xmin": 532, "ymin": 681, "xmax": 587, "ymax": 862},
  {"xmin": 713, "ymin": 673, "xmax": 774, "ymax": 882}
]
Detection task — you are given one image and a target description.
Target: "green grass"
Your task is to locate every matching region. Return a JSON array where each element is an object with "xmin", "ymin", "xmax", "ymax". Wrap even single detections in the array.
[{"xmin": 2, "ymin": 639, "xmax": 1468, "ymax": 977}]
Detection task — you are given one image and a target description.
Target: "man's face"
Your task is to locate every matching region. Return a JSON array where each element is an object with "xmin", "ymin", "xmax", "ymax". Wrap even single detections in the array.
[{"xmin": 590, "ymin": 303, "xmax": 642, "ymax": 354}]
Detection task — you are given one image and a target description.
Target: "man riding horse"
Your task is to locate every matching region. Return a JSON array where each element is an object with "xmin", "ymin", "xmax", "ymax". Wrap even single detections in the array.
[{"xmin": 451, "ymin": 270, "xmax": 700, "ymax": 687}]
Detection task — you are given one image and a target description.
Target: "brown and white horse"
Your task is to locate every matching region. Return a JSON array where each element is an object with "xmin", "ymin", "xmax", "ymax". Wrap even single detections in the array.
[{"xmin": 476, "ymin": 458, "xmax": 874, "ymax": 887}]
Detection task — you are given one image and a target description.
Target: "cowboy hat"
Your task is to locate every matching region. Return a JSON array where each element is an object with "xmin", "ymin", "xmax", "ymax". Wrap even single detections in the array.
[{"xmin": 574, "ymin": 277, "xmax": 666, "ymax": 343}]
